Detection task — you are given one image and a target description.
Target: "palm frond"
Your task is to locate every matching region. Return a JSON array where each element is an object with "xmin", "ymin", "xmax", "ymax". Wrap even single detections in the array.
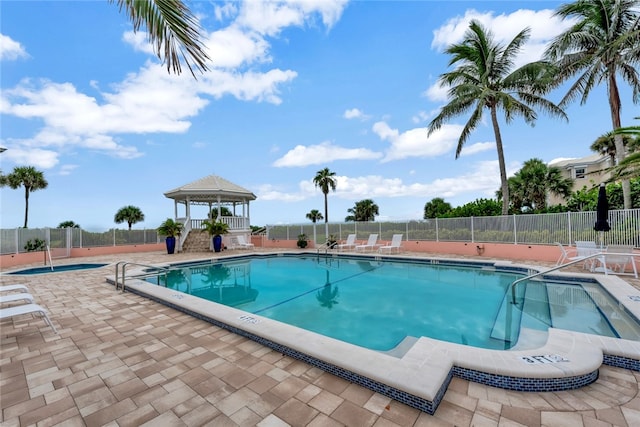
[{"xmin": 111, "ymin": 0, "xmax": 210, "ymax": 78}]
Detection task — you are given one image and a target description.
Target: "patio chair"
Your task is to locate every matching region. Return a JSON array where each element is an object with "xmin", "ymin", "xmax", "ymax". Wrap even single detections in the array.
[
  {"xmin": 355, "ymin": 234, "xmax": 379, "ymax": 252},
  {"xmin": 575, "ymin": 241, "xmax": 601, "ymax": 271},
  {"xmin": 379, "ymin": 234, "xmax": 403, "ymax": 254},
  {"xmin": 595, "ymin": 245, "xmax": 638, "ymax": 278},
  {"xmin": 555, "ymin": 242, "xmax": 583, "ymax": 266},
  {"xmin": 0, "ymin": 284, "xmax": 29, "ymax": 294},
  {"xmin": 0, "ymin": 293, "xmax": 35, "ymax": 305},
  {"xmin": 0, "ymin": 303, "xmax": 57, "ymax": 333},
  {"xmin": 337, "ymin": 234, "xmax": 357, "ymax": 251},
  {"xmin": 232, "ymin": 235, "xmax": 254, "ymax": 250}
]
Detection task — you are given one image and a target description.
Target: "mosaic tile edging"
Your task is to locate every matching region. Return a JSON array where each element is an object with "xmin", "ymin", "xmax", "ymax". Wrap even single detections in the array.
[
  {"xmin": 124, "ymin": 285, "xmax": 448, "ymax": 415},
  {"xmin": 452, "ymin": 366, "xmax": 599, "ymax": 392},
  {"xmin": 121, "ymin": 283, "xmax": 629, "ymax": 415},
  {"xmin": 603, "ymin": 354, "xmax": 640, "ymax": 371}
]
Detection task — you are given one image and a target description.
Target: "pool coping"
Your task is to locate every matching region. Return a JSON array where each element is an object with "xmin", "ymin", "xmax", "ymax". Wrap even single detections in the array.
[{"xmin": 106, "ymin": 252, "xmax": 640, "ymax": 414}]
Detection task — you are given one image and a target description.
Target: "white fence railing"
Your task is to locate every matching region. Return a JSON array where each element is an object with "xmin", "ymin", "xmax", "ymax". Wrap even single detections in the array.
[
  {"xmin": 266, "ymin": 209, "xmax": 640, "ymax": 248},
  {"xmin": 2, "ymin": 209, "xmax": 638, "ymax": 256}
]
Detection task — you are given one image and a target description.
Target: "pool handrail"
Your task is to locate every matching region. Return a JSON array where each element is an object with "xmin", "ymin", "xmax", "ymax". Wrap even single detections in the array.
[
  {"xmin": 115, "ymin": 261, "xmax": 170, "ymax": 292},
  {"xmin": 509, "ymin": 251, "xmax": 639, "ymax": 306}
]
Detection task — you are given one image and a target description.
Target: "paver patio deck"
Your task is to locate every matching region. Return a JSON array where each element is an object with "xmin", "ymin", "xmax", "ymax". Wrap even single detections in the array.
[{"xmin": 2, "ymin": 250, "xmax": 640, "ymax": 426}]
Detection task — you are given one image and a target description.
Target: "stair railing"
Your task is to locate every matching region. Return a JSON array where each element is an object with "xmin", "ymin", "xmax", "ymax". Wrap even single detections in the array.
[{"xmin": 509, "ymin": 252, "xmax": 623, "ymax": 306}]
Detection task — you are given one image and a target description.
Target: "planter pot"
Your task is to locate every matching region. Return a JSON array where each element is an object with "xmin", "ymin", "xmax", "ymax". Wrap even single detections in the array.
[
  {"xmin": 165, "ymin": 236, "xmax": 176, "ymax": 254},
  {"xmin": 213, "ymin": 235, "xmax": 223, "ymax": 252}
]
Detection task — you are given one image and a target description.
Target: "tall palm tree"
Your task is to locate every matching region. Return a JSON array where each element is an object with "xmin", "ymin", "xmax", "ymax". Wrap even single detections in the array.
[
  {"xmin": 313, "ymin": 168, "xmax": 337, "ymax": 224},
  {"xmin": 608, "ymin": 117, "xmax": 640, "ymax": 181},
  {"xmin": 428, "ymin": 20, "xmax": 567, "ymax": 215},
  {"xmin": 114, "ymin": 205, "xmax": 145, "ymax": 230},
  {"xmin": 306, "ymin": 209, "xmax": 324, "ymax": 223},
  {"xmin": 3, "ymin": 166, "xmax": 48, "ymax": 228},
  {"xmin": 544, "ymin": 0, "xmax": 640, "ymax": 209},
  {"xmin": 111, "ymin": 0, "xmax": 210, "ymax": 77},
  {"xmin": 507, "ymin": 158, "xmax": 574, "ymax": 212}
]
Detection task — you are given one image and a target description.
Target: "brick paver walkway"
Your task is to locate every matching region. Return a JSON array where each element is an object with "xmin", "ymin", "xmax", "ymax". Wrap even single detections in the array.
[{"xmin": 1, "ymin": 251, "xmax": 640, "ymax": 426}]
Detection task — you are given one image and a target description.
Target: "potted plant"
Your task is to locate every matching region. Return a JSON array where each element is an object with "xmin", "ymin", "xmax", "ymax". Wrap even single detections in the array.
[
  {"xmin": 297, "ymin": 233, "xmax": 308, "ymax": 248},
  {"xmin": 203, "ymin": 220, "xmax": 230, "ymax": 252},
  {"xmin": 157, "ymin": 218, "xmax": 184, "ymax": 254}
]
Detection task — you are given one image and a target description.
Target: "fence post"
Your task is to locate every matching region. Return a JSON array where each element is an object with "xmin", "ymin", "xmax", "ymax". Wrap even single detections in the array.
[
  {"xmin": 435, "ymin": 218, "xmax": 439, "ymax": 242},
  {"xmin": 513, "ymin": 215, "xmax": 517, "ymax": 244},
  {"xmin": 471, "ymin": 217, "xmax": 475, "ymax": 243},
  {"xmin": 14, "ymin": 228, "xmax": 19, "ymax": 255},
  {"xmin": 567, "ymin": 211, "xmax": 572, "ymax": 246}
]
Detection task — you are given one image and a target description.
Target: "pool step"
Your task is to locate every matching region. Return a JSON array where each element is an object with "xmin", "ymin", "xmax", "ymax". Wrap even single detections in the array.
[{"xmin": 519, "ymin": 281, "xmax": 553, "ymax": 331}]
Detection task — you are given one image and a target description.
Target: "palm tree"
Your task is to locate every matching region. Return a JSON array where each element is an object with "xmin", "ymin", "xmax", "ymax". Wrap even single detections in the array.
[
  {"xmin": 345, "ymin": 199, "xmax": 379, "ymax": 222},
  {"xmin": 544, "ymin": 0, "xmax": 640, "ymax": 209},
  {"xmin": 507, "ymin": 158, "xmax": 574, "ymax": 212},
  {"xmin": 3, "ymin": 166, "xmax": 48, "ymax": 228},
  {"xmin": 111, "ymin": 0, "xmax": 210, "ymax": 77},
  {"xmin": 428, "ymin": 20, "xmax": 567, "ymax": 215},
  {"xmin": 114, "ymin": 205, "xmax": 145, "ymax": 230},
  {"xmin": 313, "ymin": 168, "xmax": 337, "ymax": 224},
  {"xmin": 306, "ymin": 209, "xmax": 324, "ymax": 223},
  {"xmin": 590, "ymin": 133, "xmax": 635, "ymax": 165},
  {"xmin": 58, "ymin": 221, "xmax": 80, "ymax": 228}
]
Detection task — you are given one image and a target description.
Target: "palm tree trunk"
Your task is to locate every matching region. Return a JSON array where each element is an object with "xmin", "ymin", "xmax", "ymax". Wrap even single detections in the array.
[
  {"xmin": 491, "ymin": 107, "xmax": 509, "ymax": 215},
  {"xmin": 324, "ymin": 193, "xmax": 329, "ymax": 223},
  {"xmin": 608, "ymin": 73, "xmax": 631, "ymax": 209},
  {"xmin": 23, "ymin": 187, "xmax": 29, "ymax": 228}
]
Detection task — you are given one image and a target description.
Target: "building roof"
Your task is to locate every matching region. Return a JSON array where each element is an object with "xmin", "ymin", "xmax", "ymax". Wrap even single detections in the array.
[
  {"xmin": 549, "ymin": 154, "xmax": 609, "ymax": 168},
  {"xmin": 164, "ymin": 175, "xmax": 257, "ymax": 204}
]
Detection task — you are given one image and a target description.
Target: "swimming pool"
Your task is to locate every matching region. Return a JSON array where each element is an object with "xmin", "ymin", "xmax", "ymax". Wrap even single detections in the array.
[
  {"xmin": 115, "ymin": 253, "xmax": 640, "ymax": 414},
  {"xmin": 143, "ymin": 255, "xmax": 640, "ymax": 351},
  {"xmin": 7, "ymin": 263, "xmax": 108, "ymax": 275}
]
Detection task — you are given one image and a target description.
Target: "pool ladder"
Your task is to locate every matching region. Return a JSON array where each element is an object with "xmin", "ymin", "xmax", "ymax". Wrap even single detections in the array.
[{"xmin": 114, "ymin": 261, "xmax": 170, "ymax": 292}]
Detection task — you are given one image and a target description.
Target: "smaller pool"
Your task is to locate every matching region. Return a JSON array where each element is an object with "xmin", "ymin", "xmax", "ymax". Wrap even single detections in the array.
[{"xmin": 7, "ymin": 263, "xmax": 108, "ymax": 275}]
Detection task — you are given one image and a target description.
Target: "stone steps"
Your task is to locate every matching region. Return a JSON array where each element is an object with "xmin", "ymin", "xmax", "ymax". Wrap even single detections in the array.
[{"xmin": 182, "ymin": 230, "xmax": 211, "ymax": 253}]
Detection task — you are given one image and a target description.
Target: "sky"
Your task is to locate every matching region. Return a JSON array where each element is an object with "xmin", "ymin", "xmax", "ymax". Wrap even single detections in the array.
[{"xmin": 1, "ymin": 0, "xmax": 638, "ymax": 231}]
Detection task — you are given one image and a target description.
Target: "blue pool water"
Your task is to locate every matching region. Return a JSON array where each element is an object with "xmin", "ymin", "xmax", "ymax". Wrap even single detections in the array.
[
  {"xmin": 8, "ymin": 263, "xmax": 108, "ymax": 275},
  {"xmin": 144, "ymin": 255, "xmax": 640, "ymax": 351}
]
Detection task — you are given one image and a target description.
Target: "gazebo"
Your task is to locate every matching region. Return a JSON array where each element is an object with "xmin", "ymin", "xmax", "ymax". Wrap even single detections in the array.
[{"xmin": 164, "ymin": 174, "xmax": 257, "ymax": 248}]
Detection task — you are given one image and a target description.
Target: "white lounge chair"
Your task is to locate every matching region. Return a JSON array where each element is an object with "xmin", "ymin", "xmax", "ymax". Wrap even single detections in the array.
[
  {"xmin": 0, "ymin": 303, "xmax": 57, "ymax": 333},
  {"xmin": 355, "ymin": 234, "xmax": 379, "ymax": 252},
  {"xmin": 575, "ymin": 241, "xmax": 601, "ymax": 271},
  {"xmin": 0, "ymin": 293, "xmax": 35, "ymax": 305},
  {"xmin": 0, "ymin": 284, "xmax": 29, "ymax": 293},
  {"xmin": 337, "ymin": 234, "xmax": 357, "ymax": 251},
  {"xmin": 595, "ymin": 245, "xmax": 638, "ymax": 278},
  {"xmin": 555, "ymin": 242, "xmax": 584, "ymax": 266},
  {"xmin": 379, "ymin": 234, "xmax": 403, "ymax": 254},
  {"xmin": 232, "ymin": 235, "xmax": 254, "ymax": 250}
]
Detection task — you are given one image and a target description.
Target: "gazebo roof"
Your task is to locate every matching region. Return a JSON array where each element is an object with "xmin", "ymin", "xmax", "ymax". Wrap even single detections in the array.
[{"xmin": 164, "ymin": 174, "xmax": 257, "ymax": 204}]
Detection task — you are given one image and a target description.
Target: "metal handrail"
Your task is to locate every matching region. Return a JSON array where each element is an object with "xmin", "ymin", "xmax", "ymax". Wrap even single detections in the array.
[
  {"xmin": 510, "ymin": 252, "xmax": 639, "ymax": 305},
  {"xmin": 115, "ymin": 261, "xmax": 170, "ymax": 292}
]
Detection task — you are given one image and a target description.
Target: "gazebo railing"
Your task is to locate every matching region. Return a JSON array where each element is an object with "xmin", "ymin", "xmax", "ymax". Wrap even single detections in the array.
[{"xmin": 189, "ymin": 217, "xmax": 250, "ymax": 231}]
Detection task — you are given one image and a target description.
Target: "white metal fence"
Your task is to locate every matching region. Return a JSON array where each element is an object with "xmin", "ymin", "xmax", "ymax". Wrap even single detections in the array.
[
  {"xmin": 0, "ymin": 228, "xmax": 160, "ymax": 256},
  {"xmin": 266, "ymin": 209, "xmax": 640, "ymax": 248},
  {"xmin": 2, "ymin": 209, "xmax": 638, "ymax": 256}
]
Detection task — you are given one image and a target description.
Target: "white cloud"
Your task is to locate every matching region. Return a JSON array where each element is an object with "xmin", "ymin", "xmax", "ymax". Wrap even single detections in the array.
[
  {"xmin": 373, "ymin": 121, "xmax": 461, "ymax": 162},
  {"xmin": 121, "ymin": 31, "xmax": 155, "ymax": 56},
  {"xmin": 426, "ymin": 9, "xmax": 576, "ymax": 103},
  {"xmin": 59, "ymin": 164, "xmax": 78, "ymax": 176},
  {"xmin": 2, "ymin": 147, "xmax": 59, "ymax": 169},
  {"xmin": 206, "ymin": 26, "xmax": 271, "ymax": 69},
  {"xmin": 459, "ymin": 142, "xmax": 494, "ymax": 156},
  {"xmin": 343, "ymin": 108, "xmax": 369, "ymax": 120},
  {"xmin": 411, "ymin": 110, "xmax": 438, "ymax": 124},
  {"xmin": 200, "ymin": 68, "xmax": 297, "ymax": 104},
  {"xmin": 0, "ymin": 34, "xmax": 28, "ymax": 61},
  {"xmin": 256, "ymin": 183, "xmax": 308, "ymax": 201},
  {"xmin": 236, "ymin": 0, "xmax": 348, "ymax": 36},
  {"xmin": 273, "ymin": 141, "xmax": 382, "ymax": 167}
]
